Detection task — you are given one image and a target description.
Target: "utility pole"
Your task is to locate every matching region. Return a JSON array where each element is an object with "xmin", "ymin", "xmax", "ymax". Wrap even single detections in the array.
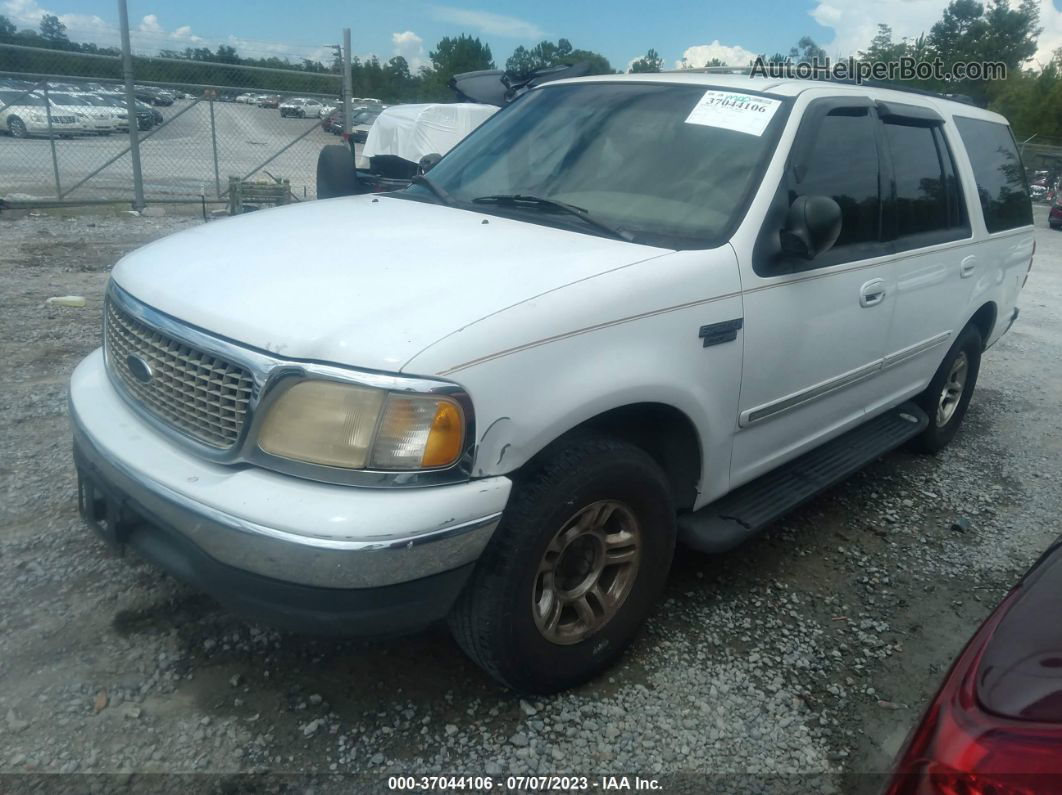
[
  {"xmin": 117, "ymin": 0, "xmax": 145, "ymax": 210},
  {"xmin": 342, "ymin": 28, "xmax": 352, "ymax": 136}
]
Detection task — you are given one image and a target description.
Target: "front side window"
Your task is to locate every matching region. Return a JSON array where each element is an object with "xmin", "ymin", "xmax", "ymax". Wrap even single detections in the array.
[
  {"xmin": 791, "ymin": 109, "xmax": 881, "ymax": 249},
  {"xmin": 412, "ymin": 82, "xmax": 787, "ymax": 248},
  {"xmin": 953, "ymin": 117, "xmax": 1032, "ymax": 233}
]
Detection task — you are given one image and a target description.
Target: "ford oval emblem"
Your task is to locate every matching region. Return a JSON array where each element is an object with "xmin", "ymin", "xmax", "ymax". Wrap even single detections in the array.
[{"xmin": 126, "ymin": 354, "xmax": 153, "ymax": 384}]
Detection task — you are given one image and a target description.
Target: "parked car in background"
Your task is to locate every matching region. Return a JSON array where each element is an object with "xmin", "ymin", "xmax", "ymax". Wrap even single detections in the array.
[
  {"xmin": 48, "ymin": 92, "xmax": 116, "ymax": 134},
  {"xmin": 0, "ymin": 89, "xmax": 83, "ymax": 138},
  {"xmin": 235, "ymin": 93, "xmax": 257, "ymax": 104},
  {"xmin": 886, "ymin": 536, "xmax": 1062, "ymax": 793},
  {"xmin": 72, "ymin": 93, "xmax": 129, "ymax": 131},
  {"xmin": 134, "ymin": 86, "xmax": 174, "ymax": 106},
  {"xmin": 280, "ymin": 97, "xmax": 324, "ymax": 118},
  {"xmin": 257, "ymin": 94, "xmax": 281, "ymax": 109},
  {"xmin": 317, "ymin": 102, "xmax": 496, "ymax": 196},
  {"xmin": 1049, "ymin": 196, "xmax": 1062, "ymax": 229},
  {"xmin": 349, "ymin": 108, "xmax": 382, "ymax": 143}
]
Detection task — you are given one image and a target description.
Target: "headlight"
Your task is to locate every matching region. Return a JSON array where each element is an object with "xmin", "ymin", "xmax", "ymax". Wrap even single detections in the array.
[{"xmin": 257, "ymin": 380, "xmax": 465, "ymax": 471}]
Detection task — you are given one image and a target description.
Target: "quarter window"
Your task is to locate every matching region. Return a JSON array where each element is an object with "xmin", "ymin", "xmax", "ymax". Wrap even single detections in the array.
[{"xmin": 953, "ymin": 117, "xmax": 1032, "ymax": 233}]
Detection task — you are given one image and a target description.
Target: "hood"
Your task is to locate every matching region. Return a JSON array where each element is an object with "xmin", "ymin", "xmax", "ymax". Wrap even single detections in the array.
[{"xmin": 111, "ymin": 195, "xmax": 666, "ymax": 374}]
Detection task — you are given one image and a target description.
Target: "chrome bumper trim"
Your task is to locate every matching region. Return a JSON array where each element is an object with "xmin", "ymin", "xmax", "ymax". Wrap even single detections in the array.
[{"xmin": 71, "ymin": 401, "xmax": 501, "ymax": 589}]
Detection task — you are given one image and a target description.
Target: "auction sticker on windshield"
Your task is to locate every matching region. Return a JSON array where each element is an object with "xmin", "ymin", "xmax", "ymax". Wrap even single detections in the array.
[{"xmin": 685, "ymin": 90, "xmax": 781, "ymax": 136}]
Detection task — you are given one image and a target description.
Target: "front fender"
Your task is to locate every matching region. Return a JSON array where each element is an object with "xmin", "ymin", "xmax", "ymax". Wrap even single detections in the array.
[{"xmin": 403, "ymin": 246, "xmax": 745, "ymax": 506}]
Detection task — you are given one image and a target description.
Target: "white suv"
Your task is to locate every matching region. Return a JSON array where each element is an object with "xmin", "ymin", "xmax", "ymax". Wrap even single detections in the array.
[{"xmin": 70, "ymin": 74, "xmax": 1033, "ymax": 693}]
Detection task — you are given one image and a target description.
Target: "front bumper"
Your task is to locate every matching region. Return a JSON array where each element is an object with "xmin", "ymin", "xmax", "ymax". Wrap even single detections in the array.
[{"xmin": 70, "ymin": 349, "xmax": 511, "ymax": 633}]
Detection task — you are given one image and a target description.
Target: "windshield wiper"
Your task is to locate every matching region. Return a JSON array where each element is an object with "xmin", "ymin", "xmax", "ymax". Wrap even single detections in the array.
[
  {"xmin": 471, "ymin": 194, "xmax": 634, "ymax": 242},
  {"xmin": 410, "ymin": 174, "xmax": 456, "ymax": 206}
]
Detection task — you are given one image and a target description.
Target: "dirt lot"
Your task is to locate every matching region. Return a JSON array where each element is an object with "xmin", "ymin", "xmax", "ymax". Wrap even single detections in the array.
[{"xmin": 0, "ymin": 204, "xmax": 1059, "ymax": 794}]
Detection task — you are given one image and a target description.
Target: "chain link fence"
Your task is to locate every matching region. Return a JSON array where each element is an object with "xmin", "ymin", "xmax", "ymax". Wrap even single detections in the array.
[{"xmin": 0, "ymin": 39, "xmax": 363, "ymax": 207}]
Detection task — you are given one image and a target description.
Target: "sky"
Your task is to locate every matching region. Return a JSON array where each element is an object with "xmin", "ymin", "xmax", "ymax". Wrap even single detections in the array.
[{"xmin": 4, "ymin": 0, "xmax": 1062, "ymax": 72}]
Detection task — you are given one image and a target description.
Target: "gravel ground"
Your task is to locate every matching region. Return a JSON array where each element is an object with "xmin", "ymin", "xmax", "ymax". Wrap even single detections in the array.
[{"xmin": 0, "ymin": 204, "xmax": 1059, "ymax": 794}]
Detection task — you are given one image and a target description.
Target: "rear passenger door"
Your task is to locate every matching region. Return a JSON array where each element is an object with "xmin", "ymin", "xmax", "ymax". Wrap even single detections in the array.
[{"xmin": 871, "ymin": 102, "xmax": 973, "ymax": 411}]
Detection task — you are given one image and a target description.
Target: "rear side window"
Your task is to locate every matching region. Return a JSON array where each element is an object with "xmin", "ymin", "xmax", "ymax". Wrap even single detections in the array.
[
  {"xmin": 953, "ymin": 117, "xmax": 1032, "ymax": 233},
  {"xmin": 793, "ymin": 109, "xmax": 881, "ymax": 248},
  {"xmin": 883, "ymin": 120, "xmax": 967, "ymax": 244}
]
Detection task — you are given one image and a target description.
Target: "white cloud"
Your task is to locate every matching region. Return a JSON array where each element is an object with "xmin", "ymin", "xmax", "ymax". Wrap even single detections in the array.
[
  {"xmin": 3, "ymin": 0, "xmax": 114, "ymax": 44},
  {"xmin": 392, "ymin": 30, "xmax": 426, "ymax": 70},
  {"xmin": 808, "ymin": 0, "xmax": 1062, "ymax": 65},
  {"xmin": 677, "ymin": 41, "xmax": 759, "ymax": 69},
  {"xmin": 428, "ymin": 5, "xmax": 544, "ymax": 39},
  {"xmin": 1, "ymin": 0, "xmax": 330, "ymax": 63}
]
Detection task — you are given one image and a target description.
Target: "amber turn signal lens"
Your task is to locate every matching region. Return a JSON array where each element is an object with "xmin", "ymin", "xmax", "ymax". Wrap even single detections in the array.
[{"xmin": 421, "ymin": 401, "xmax": 463, "ymax": 468}]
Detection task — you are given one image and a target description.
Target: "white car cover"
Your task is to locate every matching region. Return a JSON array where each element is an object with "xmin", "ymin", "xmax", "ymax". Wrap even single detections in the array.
[{"xmin": 361, "ymin": 103, "xmax": 497, "ymax": 165}]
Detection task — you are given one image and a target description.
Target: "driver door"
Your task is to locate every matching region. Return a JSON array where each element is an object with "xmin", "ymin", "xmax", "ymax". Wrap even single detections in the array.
[{"xmin": 730, "ymin": 99, "xmax": 896, "ymax": 486}]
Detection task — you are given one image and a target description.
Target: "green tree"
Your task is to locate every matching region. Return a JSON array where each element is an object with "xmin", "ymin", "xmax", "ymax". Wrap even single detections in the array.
[
  {"xmin": 39, "ymin": 13, "xmax": 68, "ymax": 45},
  {"xmin": 419, "ymin": 33, "xmax": 495, "ymax": 100},
  {"xmin": 789, "ymin": 36, "xmax": 827, "ymax": 64},
  {"xmin": 629, "ymin": 48, "xmax": 663, "ymax": 73},
  {"xmin": 0, "ymin": 14, "xmax": 16, "ymax": 38},
  {"xmin": 928, "ymin": 0, "xmax": 1041, "ymax": 103},
  {"xmin": 859, "ymin": 24, "xmax": 910, "ymax": 62},
  {"xmin": 506, "ymin": 38, "xmax": 613, "ymax": 77},
  {"xmin": 430, "ymin": 34, "xmax": 495, "ymax": 75}
]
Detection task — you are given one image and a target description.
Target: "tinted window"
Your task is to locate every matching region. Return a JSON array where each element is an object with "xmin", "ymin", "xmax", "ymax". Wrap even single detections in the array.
[
  {"xmin": 954, "ymin": 117, "xmax": 1032, "ymax": 233},
  {"xmin": 793, "ymin": 110, "xmax": 880, "ymax": 248},
  {"xmin": 884, "ymin": 121, "xmax": 966, "ymax": 238}
]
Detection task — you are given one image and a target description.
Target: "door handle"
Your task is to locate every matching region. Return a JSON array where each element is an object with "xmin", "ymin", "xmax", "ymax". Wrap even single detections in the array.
[
  {"xmin": 859, "ymin": 278, "xmax": 887, "ymax": 307},
  {"xmin": 960, "ymin": 256, "xmax": 977, "ymax": 279}
]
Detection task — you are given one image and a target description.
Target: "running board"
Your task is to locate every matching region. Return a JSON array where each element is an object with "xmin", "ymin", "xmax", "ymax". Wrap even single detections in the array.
[{"xmin": 679, "ymin": 402, "xmax": 929, "ymax": 554}]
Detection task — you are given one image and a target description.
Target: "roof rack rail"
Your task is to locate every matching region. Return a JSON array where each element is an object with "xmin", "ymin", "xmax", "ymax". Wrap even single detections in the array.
[{"xmin": 664, "ymin": 66, "xmax": 980, "ymax": 107}]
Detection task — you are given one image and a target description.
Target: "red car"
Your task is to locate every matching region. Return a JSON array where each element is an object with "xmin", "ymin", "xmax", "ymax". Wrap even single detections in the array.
[
  {"xmin": 1049, "ymin": 199, "xmax": 1062, "ymax": 230},
  {"xmin": 886, "ymin": 537, "xmax": 1062, "ymax": 793}
]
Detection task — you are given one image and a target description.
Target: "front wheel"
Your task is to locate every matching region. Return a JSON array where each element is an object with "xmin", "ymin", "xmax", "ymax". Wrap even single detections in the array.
[
  {"xmin": 909, "ymin": 324, "xmax": 982, "ymax": 453},
  {"xmin": 449, "ymin": 434, "xmax": 676, "ymax": 693},
  {"xmin": 8, "ymin": 116, "xmax": 28, "ymax": 138}
]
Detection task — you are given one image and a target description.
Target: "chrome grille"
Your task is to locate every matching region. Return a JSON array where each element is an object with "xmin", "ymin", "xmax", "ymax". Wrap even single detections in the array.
[{"xmin": 105, "ymin": 299, "xmax": 253, "ymax": 449}]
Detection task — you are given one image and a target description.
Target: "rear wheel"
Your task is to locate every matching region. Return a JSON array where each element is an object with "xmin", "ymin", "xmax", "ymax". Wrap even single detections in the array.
[
  {"xmin": 8, "ymin": 116, "xmax": 27, "ymax": 138},
  {"xmin": 909, "ymin": 324, "xmax": 983, "ymax": 453},
  {"xmin": 449, "ymin": 434, "xmax": 676, "ymax": 693}
]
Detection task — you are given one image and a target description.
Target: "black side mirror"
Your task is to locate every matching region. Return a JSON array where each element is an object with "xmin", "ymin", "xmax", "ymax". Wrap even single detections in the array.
[
  {"xmin": 780, "ymin": 195, "xmax": 842, "ymax": 260},
  {"xmin": 418, "ymin": 153, "xmax": 442, "ymax": 174}
]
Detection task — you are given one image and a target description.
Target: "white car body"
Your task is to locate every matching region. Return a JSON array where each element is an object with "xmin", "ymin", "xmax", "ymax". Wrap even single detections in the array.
[
  {"xmin": 0, "ymin": 91, "xmax": 84, "ymax": 137},
  {"xmin": 235, "ymin": 93, "xmax": 257, "ymax": 104},
  {"xmin": 279, "ymin": 97, "xmax": 323, "ymax": 118},
  {"xmin": 70, "ymin": 74, "xmax": 1033, "ymax": 681},
  {"xmin": 356, "ymin": 103, "xmax": 496, "ymax": 167}
]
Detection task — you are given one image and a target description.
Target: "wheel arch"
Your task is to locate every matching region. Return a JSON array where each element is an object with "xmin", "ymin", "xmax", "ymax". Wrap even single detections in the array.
[
  {"xmin": 507, "ymin": 401, "xmax": 703, "ymax": 512},
  {"xmin": 966, "ymin": 301, "xmax": 998, "ymax": 350}
]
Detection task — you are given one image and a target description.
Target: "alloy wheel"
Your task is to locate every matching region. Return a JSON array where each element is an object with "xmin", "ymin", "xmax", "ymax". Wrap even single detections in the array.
[
  {"xmin": 532, "ymin": 500, "xmax": 641, "ymax": 645},
  {"xmin": 937, "ymin": 351, "xmax": 969, "ymax": 426}
]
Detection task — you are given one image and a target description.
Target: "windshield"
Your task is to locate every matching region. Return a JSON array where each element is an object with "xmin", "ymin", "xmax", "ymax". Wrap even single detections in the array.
[
  {"xmin": 411, "ymin": 82, "xmax": 786, "ymax": 248},
  {"xmin": 0, "ymin": 91, "xmax": 48, "ymax": 107},
  {"xmin": 49, "ymin": 93, "xmax": 90, "ymax": 105}
]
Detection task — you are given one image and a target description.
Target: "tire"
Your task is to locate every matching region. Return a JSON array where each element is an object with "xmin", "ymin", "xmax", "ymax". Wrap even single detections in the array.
[
  {"xmin": 448, "ymin": 434, "xmax": 676, "ymax": 693},
  {"xmin": 316, "ymin": 144, "xmax": 360, "ymax": 199},
  {"xmin": 909, "ymin": 324, "xmax": 983, "ymax": 454},
  {"xmin": 8, "ymin": 116, "xmax": 27, "ymax": 138}
]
